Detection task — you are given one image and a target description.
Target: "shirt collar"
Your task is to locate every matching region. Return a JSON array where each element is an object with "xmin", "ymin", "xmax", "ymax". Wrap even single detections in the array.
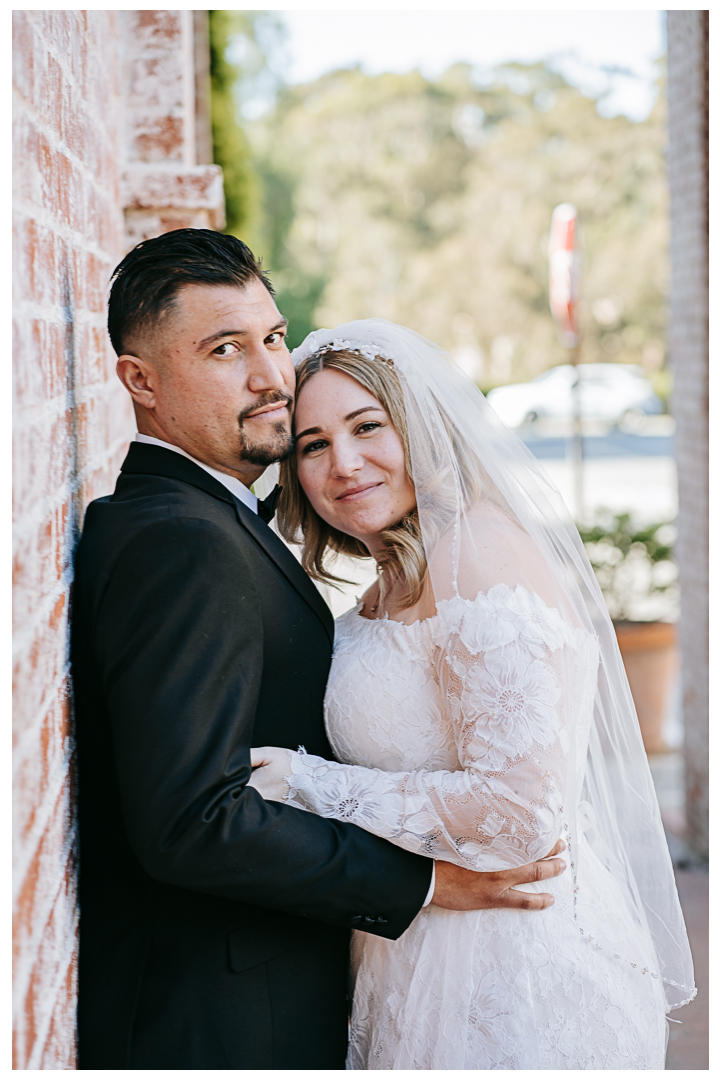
[{"xmin": 134, "ymin": 434, "xmax": 259, "ymax": 515}]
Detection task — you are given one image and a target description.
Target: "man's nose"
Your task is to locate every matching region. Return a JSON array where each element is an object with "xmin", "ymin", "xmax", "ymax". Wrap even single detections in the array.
[{"xmin": 246, "ymin": 346, "xmax": 287, "ymax": 393}]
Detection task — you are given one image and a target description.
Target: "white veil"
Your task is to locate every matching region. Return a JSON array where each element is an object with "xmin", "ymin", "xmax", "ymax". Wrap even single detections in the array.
[{"xmin": 292, "ymin": 318, "xmax": 695, "ymax": 1013}]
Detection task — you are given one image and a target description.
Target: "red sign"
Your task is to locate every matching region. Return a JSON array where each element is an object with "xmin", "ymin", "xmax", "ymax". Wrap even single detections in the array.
[{"xmin": 549, "ymin": 203, "xmax": 581, "ymax": 348}]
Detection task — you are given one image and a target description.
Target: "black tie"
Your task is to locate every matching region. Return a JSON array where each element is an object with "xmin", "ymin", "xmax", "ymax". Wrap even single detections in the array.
[{"xmin": 257, "ymin": 485, "xmax": 283, "ymax": 524}]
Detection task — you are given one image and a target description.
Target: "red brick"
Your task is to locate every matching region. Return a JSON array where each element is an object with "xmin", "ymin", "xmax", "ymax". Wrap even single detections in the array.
[
  {"xmin": 71, "ymin": 246, "xmax": 114, "ymax": 316},
  {"xmin": 14, "ymin": 9, "xmax": 221, "ymax": 1066},
  {"xmin": 133, "ymin": 9, "xmax": 182, "ymax": 46},
  {"xmin": 12, "ymin": 112, "xmax": 42, "ymax": 208},
  {"xmin": 13, "ymin": 500, "xmax": 74, "ymax": 627},
  {"xmin": 13, "ymin": 782, "xmax": 77, "ymax": 1069},
  {"xmin": 12, "ymin": 12, "xmax": 35, "ymax": 105},
  {"xmin": 13, "ymin": 409, "xmax": 75, "ymax": 521},
  {"xmin": 13, "ymin": 692, "xmax": 72, "ymax": 846},
  {"xmin": 131, "ymin": 115, "xmax": 185, "ymax": 162},
  {"xmin": 14, "ymin": 318, "xmax": 69, "ymax": 409},
  {"xmin": 71, "ymin": 322, "xmax": 113, "ymax": 389}
]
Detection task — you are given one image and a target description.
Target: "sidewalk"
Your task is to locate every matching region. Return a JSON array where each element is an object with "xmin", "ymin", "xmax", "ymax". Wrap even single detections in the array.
[
  {"xmin": 665, "ymin": 864, "xmax": 709, "ymax": 1070},
  {"xmin": 648, "ymin": 753, "xmax": 709, "ymax": 1070}
]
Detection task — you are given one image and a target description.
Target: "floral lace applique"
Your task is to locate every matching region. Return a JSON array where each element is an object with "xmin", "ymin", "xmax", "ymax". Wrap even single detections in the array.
[{"xmin": 285, "ymin": 585, "xmax": 667, "ymax": 1069}]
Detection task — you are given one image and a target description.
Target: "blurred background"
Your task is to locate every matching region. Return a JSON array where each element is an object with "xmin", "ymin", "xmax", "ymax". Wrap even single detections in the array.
[
  {"xmin": 210, "ymin": 9, "xmax": 676, "ymax": 526},
  {"xmin": 208, "ymin": 10, "xmax": 707, "ymax": 1066}
]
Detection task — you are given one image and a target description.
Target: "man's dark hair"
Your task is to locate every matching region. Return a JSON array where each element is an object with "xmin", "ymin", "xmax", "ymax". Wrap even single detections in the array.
[{"xmin": 107, "ymin": 229, "xmax": 275, "ymax": 356}]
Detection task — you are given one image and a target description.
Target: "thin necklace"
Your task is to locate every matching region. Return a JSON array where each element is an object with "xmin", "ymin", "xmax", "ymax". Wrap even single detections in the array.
[{"xmin": 369, "ymin": 565, "xmax": 385, "ymax": 614}]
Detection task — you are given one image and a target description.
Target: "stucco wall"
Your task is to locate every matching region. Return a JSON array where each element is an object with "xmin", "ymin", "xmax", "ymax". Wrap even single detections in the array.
[{"xmin": 12, "ymin": 10, "xmax": 223, "ymax": 1068}]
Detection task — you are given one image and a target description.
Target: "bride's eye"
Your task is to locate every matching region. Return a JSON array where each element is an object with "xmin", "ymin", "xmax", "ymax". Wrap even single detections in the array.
[
  {"xmin": 301, "ymin": 438, "xmax": 328, "ymax": 455},
  {"xmin": 356, "ymin": 421, "xmax": 382, "ymax": 435}
]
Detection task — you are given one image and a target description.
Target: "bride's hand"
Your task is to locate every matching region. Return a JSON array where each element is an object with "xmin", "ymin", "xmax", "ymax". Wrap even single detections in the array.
[{"xmin": 248, "ymin": 746, "xmax": 293, "ymax": 801}]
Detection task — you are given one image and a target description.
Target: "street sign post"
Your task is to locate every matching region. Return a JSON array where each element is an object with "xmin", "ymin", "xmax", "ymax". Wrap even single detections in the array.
[{"xmin": 549, "ymin": 203, "xmax": 584, "ymax": 521}]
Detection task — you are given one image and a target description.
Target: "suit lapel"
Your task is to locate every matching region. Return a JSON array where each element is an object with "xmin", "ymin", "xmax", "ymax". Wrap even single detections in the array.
[
  {"xmin": 120, "ymin": 442, "xmax": 334, "ymax": 645},
  {"xmin": 231, "ymin": 498, "xmax": 334, "ymax": 644}
]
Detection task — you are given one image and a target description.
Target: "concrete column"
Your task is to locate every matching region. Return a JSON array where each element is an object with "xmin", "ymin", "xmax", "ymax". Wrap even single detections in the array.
[{"xmin": 666, "ymin": 11, "xmax": 709, "ymax": 861}]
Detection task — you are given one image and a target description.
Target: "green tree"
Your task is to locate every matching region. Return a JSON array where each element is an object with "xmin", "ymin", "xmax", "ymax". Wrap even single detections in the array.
[
  {"xmin": 209, "ymin": 10, "xmax": 286, "ymax": 248},
  {"xmin": 209, "ymin": 11, "xmax": 257, "ymax": 241},
  {"xmin": 248, "ymin": 61, "xmax": 668, "ymax": 382}
]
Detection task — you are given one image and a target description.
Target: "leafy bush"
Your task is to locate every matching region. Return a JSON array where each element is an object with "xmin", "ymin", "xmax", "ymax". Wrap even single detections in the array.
[{"xmin": 577, "ymin": 511, "xmax": 678, "ymax": 623}]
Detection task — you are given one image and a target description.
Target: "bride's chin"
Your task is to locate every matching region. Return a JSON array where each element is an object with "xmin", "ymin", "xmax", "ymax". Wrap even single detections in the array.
[
  {"xmin": 332, "ymin": 505, "xmax": 410, "ymax": 539},
  {"xmin": 334, "ymin": 523, "xmax": 391, "ymax": 551}
]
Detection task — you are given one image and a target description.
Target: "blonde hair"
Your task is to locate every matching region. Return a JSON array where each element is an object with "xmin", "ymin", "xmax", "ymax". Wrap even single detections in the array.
[{"xmin": 277, "ymin": 348, "xmax": 428, "ymax": 608}]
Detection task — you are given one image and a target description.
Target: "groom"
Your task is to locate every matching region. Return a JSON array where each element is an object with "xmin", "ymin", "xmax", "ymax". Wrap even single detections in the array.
[{"xmin": 71, "ymin": 229, "xmax": 565, "ymax": 1070}]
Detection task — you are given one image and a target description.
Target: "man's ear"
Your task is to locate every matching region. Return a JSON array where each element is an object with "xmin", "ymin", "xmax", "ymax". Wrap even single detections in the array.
[{"xmin": 117, "ymin": 355, "xmax": 158, "ymax": 410}]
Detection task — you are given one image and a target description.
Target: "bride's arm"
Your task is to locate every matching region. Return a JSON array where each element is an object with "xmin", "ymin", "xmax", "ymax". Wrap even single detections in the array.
[{"xmin": 250, "ymin": 590, "xmax": 574, "ymax": 873}]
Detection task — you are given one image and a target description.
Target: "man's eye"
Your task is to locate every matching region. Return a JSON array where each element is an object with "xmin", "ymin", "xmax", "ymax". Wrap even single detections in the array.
[
  {"xmin": 266, "ymin": 331, "xmax": 286, "ymax": 345},
  {"xmin": 213, "ymin": 342, "xmax": 239, "ymax": 357}
]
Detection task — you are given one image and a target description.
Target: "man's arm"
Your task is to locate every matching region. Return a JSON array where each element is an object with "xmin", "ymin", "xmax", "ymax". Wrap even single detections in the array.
[{"xmin": 94, "ymin": 515, "xmax": 432, "ymax": 936}]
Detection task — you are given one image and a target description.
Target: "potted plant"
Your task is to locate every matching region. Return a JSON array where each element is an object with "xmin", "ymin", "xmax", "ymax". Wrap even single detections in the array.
[{"xmin": 577, "ymin": 512, "xmax": 679, "ymax": 754}]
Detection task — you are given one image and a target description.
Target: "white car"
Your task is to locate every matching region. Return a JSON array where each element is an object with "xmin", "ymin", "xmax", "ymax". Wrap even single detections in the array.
[{"xmin": 485, "ymin": 363, "xmax": 663, "ymax": 430}]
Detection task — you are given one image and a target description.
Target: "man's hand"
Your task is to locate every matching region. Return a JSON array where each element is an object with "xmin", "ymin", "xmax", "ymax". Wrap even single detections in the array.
[{"xmin": 431, "ymin": 840, "xmax": 566, "ymax": 912}]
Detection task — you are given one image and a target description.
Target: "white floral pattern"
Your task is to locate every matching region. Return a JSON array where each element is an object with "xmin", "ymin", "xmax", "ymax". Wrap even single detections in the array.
[{"xmin": 284, "ymin": 584, "xmax": 668, "ymax": 1069}]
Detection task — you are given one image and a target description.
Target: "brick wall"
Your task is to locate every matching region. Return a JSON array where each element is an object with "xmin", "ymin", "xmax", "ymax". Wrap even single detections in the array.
[
  {"xmin": 666, "ymin": 11, "xmax": 709, "ymax": 861},
  {"xmin": 121, "ymin": 10, "xmax": 224, "ymax": 244},
  {"xmin": 12, "ymin": 11, "xmax": 223, "ymax": 1068},
  {"xmin": 13, "ymin": 12, "xmax": 131, "ymax": 1067}
]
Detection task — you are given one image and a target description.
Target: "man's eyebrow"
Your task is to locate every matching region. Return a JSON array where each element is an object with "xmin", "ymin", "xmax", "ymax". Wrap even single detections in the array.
[
  {"xmin": 296, "ymin": 406, "xmax": 383, "ymax": 441},
  {"xmin": 197, "ymin": 318, "xmax": 288, "ymax": 351}
]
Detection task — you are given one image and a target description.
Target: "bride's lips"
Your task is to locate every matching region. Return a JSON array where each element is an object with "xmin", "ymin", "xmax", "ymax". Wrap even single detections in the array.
[{"xmin": 335, "ymin": 482, "xmax": 383, "ymax": 503}]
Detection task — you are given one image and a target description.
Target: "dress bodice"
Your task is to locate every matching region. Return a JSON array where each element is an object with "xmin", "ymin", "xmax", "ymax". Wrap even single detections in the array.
[
  {"xmin": 324, "ymin": 604, "xmax": 460, "ymax": 774},
  {"xmin": 283, "ymin": 585, "xmax": 668, "ymax": 1070},
  {"xmin": 289, "ymin": 584, "xmax": 600, "ymax": 873},
  {"xmin": 325, "ymin": 586, "xmax": 599, "ymax": 780}
]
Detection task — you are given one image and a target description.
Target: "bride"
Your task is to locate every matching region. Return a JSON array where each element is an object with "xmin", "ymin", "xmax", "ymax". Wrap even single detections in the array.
[{"xmin": 248, "ymin": 319, "xmax": 695, "ymax": 1069}]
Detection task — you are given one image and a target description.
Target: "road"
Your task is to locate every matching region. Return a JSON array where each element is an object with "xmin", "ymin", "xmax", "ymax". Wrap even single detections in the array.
[{"xmin": 519, "ymin": 420, "xmax": 677, "ymax": 523}]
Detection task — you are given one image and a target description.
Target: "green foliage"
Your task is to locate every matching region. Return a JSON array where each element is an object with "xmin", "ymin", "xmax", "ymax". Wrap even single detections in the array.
[
  {"xmin": 577, "ymin": 512, "xmax": 678, "ymax": 622},
  {"xmin": 246, "ymin": 60, "xmax": 668, "ymax": 380},
  {"xmin": 209, "ymin": 11, "xmax": 258, "ymax": 241},
  {"xmin": 209, "ymin": 10, "xmax": 287, "ymax": 247}
]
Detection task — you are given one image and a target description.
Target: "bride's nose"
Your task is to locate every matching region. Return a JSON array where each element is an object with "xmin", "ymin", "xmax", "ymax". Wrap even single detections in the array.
[{"xmin": 329, "ymin": 436, "xmax": 364, "ymax": 478}]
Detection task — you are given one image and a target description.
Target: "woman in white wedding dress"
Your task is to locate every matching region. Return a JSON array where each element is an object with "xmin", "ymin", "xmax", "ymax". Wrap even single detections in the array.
[{"xmin": 248, "ymin": 320, "xmax": 695, "ymax": 1070}]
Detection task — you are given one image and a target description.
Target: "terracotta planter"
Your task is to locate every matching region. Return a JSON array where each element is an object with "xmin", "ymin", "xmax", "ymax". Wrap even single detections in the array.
[{"xmin": 614, "ymin": 621, "xmax": 678, "ymax": 754}]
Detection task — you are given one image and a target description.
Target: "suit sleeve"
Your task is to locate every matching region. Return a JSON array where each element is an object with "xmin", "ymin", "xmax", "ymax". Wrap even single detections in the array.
[{"xmin": 95, "ymin": 515, "xmax": 432, "ymax": 938}]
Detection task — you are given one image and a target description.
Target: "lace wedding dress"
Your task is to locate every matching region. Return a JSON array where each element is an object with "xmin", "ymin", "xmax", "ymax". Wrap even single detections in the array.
[{"xmin": 285, "ymin": 584, "xmax": 668, "ymax": 1070}]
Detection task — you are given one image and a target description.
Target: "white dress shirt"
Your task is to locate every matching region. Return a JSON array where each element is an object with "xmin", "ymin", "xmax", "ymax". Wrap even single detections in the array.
[
  {"xmin": 133, "ymin": 433, "xmax": 436, "ymax": 907},
  {"xmin": 134, "ymin": 433, "xmax": 258, "ymax": 513}
]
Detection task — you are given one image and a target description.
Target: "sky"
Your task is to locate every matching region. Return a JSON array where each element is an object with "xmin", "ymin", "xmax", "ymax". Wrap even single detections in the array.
[{"xmin": 276, "ymin": 9, "xmax": 665, "ymax": 122}]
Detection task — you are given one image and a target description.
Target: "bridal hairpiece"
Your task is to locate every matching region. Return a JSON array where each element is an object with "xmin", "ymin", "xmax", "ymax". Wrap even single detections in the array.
[{"xmin": 292, "ymin": 337, "xmax": 395, "ymax": 367}]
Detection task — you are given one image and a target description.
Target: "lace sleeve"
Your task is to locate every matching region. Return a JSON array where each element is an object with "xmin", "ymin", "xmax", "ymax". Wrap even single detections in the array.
[{"xmin": 285, "ymin": 586, "xmax": 573, "ymax": 871}]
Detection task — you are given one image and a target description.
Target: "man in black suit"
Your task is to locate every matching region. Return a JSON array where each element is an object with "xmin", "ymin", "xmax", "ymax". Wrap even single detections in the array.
[{"xmin": 71, "ymin": 230, "xmax": 565, "ymax": 1069}]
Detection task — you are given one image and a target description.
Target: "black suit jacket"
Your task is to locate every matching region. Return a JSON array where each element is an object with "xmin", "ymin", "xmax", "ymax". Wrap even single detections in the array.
[{"xmin": 71, "ymin": 443, "xmax": 432, "ymax": 1070}]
